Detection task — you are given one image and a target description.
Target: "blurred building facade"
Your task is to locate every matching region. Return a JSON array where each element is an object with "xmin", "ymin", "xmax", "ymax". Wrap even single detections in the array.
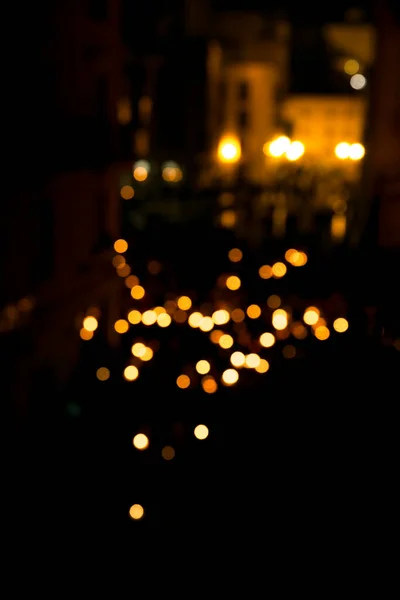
[{"xmin": 2, "ymin": 0, "xmax": 130, "ymax": 415}]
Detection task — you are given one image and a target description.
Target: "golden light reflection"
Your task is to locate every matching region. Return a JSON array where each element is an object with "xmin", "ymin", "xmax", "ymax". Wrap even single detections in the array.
[
  {"xmin": 259, "ymin": 264, "xmax": 273, "ymax": 279},
  {"xmin": 96, "ymin": 367, "xmax": 110, "ymax": 381},
  {"xmin": 132, "ymin": 342, "xmax": 146, "ymax": 357},
  {"xmin": 221, "ymin": 368, "xmax": 239, "ymax": 386},
  {"xmin": 114, "ymin": 319, "xmax": 129, "ymax": 334},
  {"xmin": 220, "ymin": 210, "xmax": 237, "ymax": 228},
  {"xmin": 246, "ymin": 304, "xmax": 261, "ymax": 319},
  {"xmin": 120, "ymin": 185, "xmax": 134, "ymax": 200},
  {"xmin": 194, "ymin": 424, "xmax": 209, "ymax": 440},
  {"xmin": 259, "ymin": 332, "xmax": 275, "ymax": 347},
  {"xmin": 142, "ymin": 310, "xmax": 157, "ymax": 325},
  {"xmin": 114, "ymin": 239, "xmax": 128, "ymax": 253},
  {"xmin": 272, "ymin": 309, "xmax": 288, "ymax": 330},
  {"xmin": 177, "ymin": 374, "xmax": 190, "ymax": 389},
  {"xmin": 199, "ymin": 316, "xmax": 214, "ymax": 332},
  {"xmin": 157, "ymin": 313, "xmax": 172, "ymax": 327},
  {"xmin": 314, "ymin": 325, "xmax": 330, "ymax": 340},
  {"xmin": 267, "ymin": 295, "xmax": 281, "ymax": 309},
  {"xmin": 231, "ymin": 308, "xmax": 245, "ymax": 322},
  {"xmin": 196, "ymin": 360, "xmax": 211, "ymax": 375},
  {"xmin": 162, "ymin": 446, "xmax": 175, "ymax": 460},
  {"xmin": 128, "ymin": 310, "xmax": 141, "ymax": 324},
  {"xmin": 228, "ymin": 248, "xmax": 243, "ymax": 262},
  {"xmin": 230, "ymin": 351, "xmax": 246, "ymax": 367},
  {"xmin": 210, "ymin": 329, "xmax": 224, "ymax": 343},
  {"xmin": 201, "ymin": 376, "xmax": 218, "ymax": 394},
  {"xmin": 226, "ymin": 275, "xmax": 241, "ymax": 290},
  {"xmin": 303, "ymin": 307, "xmax": 320, "ymax": 326},
  {"xmin": 124, "ymin": 365, "xmax": 139, "ymax": 380},
  {"xmin": 219, "ymin": 334, "xmax": 234, "ymax": 349},
  {"xmin": 272, "ymin": 262, "xmax": 287, "ymax": 278},
  {"xmin": 255, "ymin": 359, "xmax": 269, "ymax": 374},
  {"xmin": 218, "ymin": 137, "xmax": 241, "ymax": 163},
  {"xmin": 333, "ymin": 317, "xmax": 349, "ymax": 333},
  {"xmin": 80, "ymin": 328, "xmax": 93, "ymax": 341},
  {"xmin": 177, "ymin": 296, "xmax": 192, "ymax": 310},
  {"xmin": 131, "ymin": 285, "xmax": 145, "ymax": 300},
  {"xmin": 245, "ymin": 353, "xmax": 261, "ymax": 368},
  {"xmin": 188, "ymin": 312, "xmax": 203, "ymax": 328},
  {"xmin": 133, "ymin": 433, "xmax": 149, "ymax": 450},
  {"xmin": 212, "ymin": 309, "xmax": 230, "ymax": 325},
  {"xmin": 129, "ymin": 504, "xmax": 144, "ymax": 520}
]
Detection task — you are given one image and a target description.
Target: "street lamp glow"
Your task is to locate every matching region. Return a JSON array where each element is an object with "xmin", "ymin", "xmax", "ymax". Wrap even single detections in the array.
[
  {"xmin": 286, "ymin": 140, "xmax": 304, "ymax": 161},
  {"xmin": 335, "ymin": 142, "xmax": 350, "ymax": 159},
  {"xmin": 218, "ymin": 137, "xmax": 241, "ymax": 163},
  {"xmin": 265, "ymin": 136, "xmax": 291, "ymax": 157},
  {"xmin": 349, "ymin": 143, "xmax": 365, "ymax": 160}
]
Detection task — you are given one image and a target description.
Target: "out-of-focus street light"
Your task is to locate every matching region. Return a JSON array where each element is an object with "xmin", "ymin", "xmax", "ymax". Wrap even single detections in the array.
[
  {"xmin": 162, "ymin": 161, "xmax": 183, "ymax": 183},
  {"xmin": 133, "ymin": 159, "xmax": 150, "ymax": 181},
  {"xmin": 264, "ymin": 136, "xmax": 304, "ymax": 161},
  {"xmin": 334, "ymin": 142, "xmax": 365, "ymax": 160},
  {"xmin": 218, "ymin": 136, "xmax": 241, "ymax": 164}
]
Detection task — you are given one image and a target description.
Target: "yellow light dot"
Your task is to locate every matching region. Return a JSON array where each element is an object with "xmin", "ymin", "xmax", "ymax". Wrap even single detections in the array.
[
  {"xmin": 133, "ymin": 433, "xmax": 149, "ymax": 450},
  {"xmin": 221, "ymin": 368, "xmax": 239, "ymax": 386},
  {"xmin": 129, "ymin": 504, "xmax": 144, "ymax": 520},
  {"xmin": 218, "ymin": 137, "xmax": 241, "ymax": 163},
  {"xmin": 80, "ymin": 328, "xmax": 93, "ymax": 341},
  {"xmin": 219, "ymin": 334, "xmax": 234, "ymax": 349},
  {"xmin": 131, "ymin": 285, "xmax": 145, "ymax": 300},
  {"xmin": 142, "ymin": 310, "xmax": 157, "ymax": 325},
  {"xmin": 201, "ymin": 376, "xmax": 218, "ymax": 394},
  {"xmin": 259, "ymin": 332, "xmax": 275, "ymax": 347},
  {"xmin": 113, "ymin": 238, "xmax": 128, "ymax": 253},
  {"xmin": 212, "ymin": 309, "xmax": 230, "ymax": 325},
  {"xmin": 96, "ymin": 367, "xmax": 110, "ymax": 381},
  {"xmin": 177, "ymin": 296, "xmax": 192, "ymax": 310},
  {"xmin": 303, "ymin": 307, "xmax": 320, "ymax": 326},
  {"xmin": 140, "ymin": 347, "xmax": 153, "ymax": 362},
  {"xmin": 196, "ymin": 360, "xmax": 211, "ymax": 375},
  {"xmin": 282, "ymin": 345, "xmax": 296, "ymax": 359},
  {"xmin": 226, "ymin": 275, "xmax": 241, "ymax": 290},
  {"xmin": 256, "ymin": 359, "xmax": 269, "ymax": 373},
  {"xmin": 188, "ymin": 312, "xmax": 203, "ymax": 328},
  {"xmin": 164, "ymin": 300, "xmax": 177, "ymax": 313},
  {"xmin": 220, "ymin": 209, "xmax": 237, "ymax": 228},
  {"xmin": 112, "ymin": 254, "xmax": 125, "ymax": 268},
  {"xmin": 194, "ymin": 424, "xmax": 209, "ymax": 440},
  {"xmin": 314, "ymin": 325, "xmax": 330, "ymax": 340},
  {"xmin": 128, "ymin": 310, "xmax": 142, "ymax": 324},
  {"xmin": 132, "ymin": 342, "xmax": 146, "ymax": 357},
  {"xmin": 121, "ymin": 185, "xmax": 134, "ymax": 200},
  {"xmin": 284, "ymin": 249, "xmax": 297, "ymax": 262},
  {"xmin": 153, "ymin": 306, "xmax": 166, "ymax": 315},
  {"xmin": 228, "ymin": 248, "xmax": 243, "ymax": 262},
  {"xmin": 292, "ymin": 251, "xmax": 308, "ymax": 267},
  {"xmin": 83, "ymin": 316, "xmax": 98, "ymax": 332},
  {"xmin": 231, "ymin": 308, "xmax": 245, "ymax": 322},
  {"xmin": 124, "ymin": 365, "xmax": 139, "ymax": 381},
  {"xmin": 333, "ymin": 317, "xmax": 349, "ymax": 333},
  {"xmin": 230, "ymin": 351, "xmax": 246, "ymax": 367},
  {"xmin": 199, "ymin": 316, "xmax": 214, "ymax": 332},
  {"xmin": 162, "ymin": 446, "xmax": 175, "ymax": 460},
  {"xmin": 174, "ymin": 310, "xmax": 187, "ymax": 323},
  {"xmin": 259, "ymin": 265, "xmax": 273, "ymax": 279},
  {"xmin": 344, "ymin": 58, "xmax": 359, "ymax": 75},
  {"xmin": 133, "ymin": 166, "xmax": 148, "ymax": 181},
  {"xmin": 272, "ymin": 262, "xmax": 287, "ymax": 278},
  {"xmin": 291, "ymin": 322, "xmax": 308, "ymax": 339},
  {"xmin": 114, "ymin": 319, "xmax": 129, "ymax": 334},
  {"xmin": 247, "ymin": 304, "xmax": 261, "ymax": 319},
  {"xmin": 267, "ymin": 295, "xmax": 281, "ymax": 309},
  {"xmin": 157, "ymin": 313, "xmax": 172, "ymax": 328},
  {"xmin": 245, "ymin": 353, "xmax": 261, "ymax": 368},
  {"xmin": 177, "ymin": 374, "xmax": 190, "ymax": 389},
  {"xmin": 272, "ymin": 308, "xmax": 288, "ymax": 330}
]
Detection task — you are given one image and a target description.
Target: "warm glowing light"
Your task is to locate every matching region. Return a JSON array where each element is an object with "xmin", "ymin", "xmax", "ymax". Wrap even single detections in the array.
[
  {"xmin": 349, "ymin": 143, "xmax": 365, "ymax": 160},
  {"xmin": 291, "ymin": 322, "xmax": 308, "ymax": 339},
  {"xmin": 177, "ymin": 296, "xmax": 192, "ymax": 310},
  {"xmin": 114, "ymin": 239, "xmax": 128, "ymax": 253},
  {"xmin": 131, "ymin": 285, "xmax": 145, "ymax": 300},
  {"xmin": 259, "ymin": 332, "xmax": 275, "ymax": 348},
  {"xmin": 120, "ymin": 185, "xmax": 134, "ymax": 200},
  {"xmin": 228, "ymin": 248, "xmax": 243, "ymax": 262},
  {"xmin": 132, "ymin": 343, "xmax": 146, "ymax": 357},
  {"xmin": 196, "ymin": 360, "xmax": 211, "ymax": 375},
  {"xmin": 220, "ymin": 210, "xmax": 237, "ymax": 228},
  {"xmin": 222, "ymin": 368, "xmax": 239, "ymax": 386},
  {"xmin": 212, "ymin": 309, "xmax": 230, "ymax": 325},
  {"xmin": 245, "ymin": 353, "xmax": 261, "ymax": 368},
  {"xmin": 272, "ymin": 262, "xmax": 287, "ymax": 278},
  {"xmin": 210, "ymin": 329, "xmax": 224, "ymax": 343},
  {"xmin": 286, "ymin": 141, "xmax": 305, "ymax": 161},
  {"xmin": 142, "ymin": 310, "xmax": 157, "ymax": 326},
  {"xmin": 201, "ymin": 376, "xmax": 218, "ymax": 394},
  {"xmin": 272, "ymin": 309, "xmax": 288, "ymax": 330},
  {"xmin": 177, "ymin": 374, "xmax": 190, "ymax": 389},
  {"xmin": 83, "ymin": 316, "xmax": 98, "ymax": 332},
  {"xmin": 140, "ymin": 347, "xmax": 153, "ymax": 362},
  {"xmin": 246, "ymin": 304, "xmax": 261, "ymax": 319},
  {"xmin": 125, "ymin": 275, "xmax": 140, "ymax": 289},
  {"xmin": 157, "ymin": 313, "xmax": 171, "ymax": 327},
  {"xmin": 226, "ymin": 275, "xmax": 241, "ymax": 290},
  {"xmin": 335, "ymin": 142, "xmax": 350, "ymax": 159},
  {"xmin": 114, "ymin": 319, "xmax": 129, "ymax": 334},
  {"xmin": 96, "ymin": 367, "xmax": 110, "ymax": 381},
  {"xmin": 218, "ymin": 137, "xmax": 241, "ymax": 163},
  {"xmin": 188, "ymin": 312, "xmax": 203, "ymax": 328},
  {"xmin": 80, "ymin": 328, "xmax": 93, "ymax": 341},
  {"xmin": 124, "ymin": 365, "xmax": 139, "ymax": 381},
  {"xmin": 255, "ymin": 359, "xmax": 269, "ymax": 374},
  {"xmin": 129, "ymin": 504, "xmax": 144, "ymax": 520},
  {"xmin": 314, "ymin": 325, "xmax": 330, "ymax": 340},
  {"xmin": 259, "ymin": 265, "xmax": 273, "ymax": 279},
  {"xmin": 231, "ymin": 308, "xmax": 245, "ymax": 322},
  {"xmin": 133, "ymin": 433, "xmax": 149, "ymax": 450},
  {"xmin": 128, "ymin": 310, "xmax": 142, "ymax": 325},
  {"xmin": 230, "ymin": 351, "xmax": 246, "ymax": 367},
  {"xmin": 344, "ymin": 59, "xmax": 359, "ymax": 75},
  {"xmin": 199, "ymin": 316, "xmax": 214, "ymax": 332},
  {"xmin": 303, "ymin": 307, "xmax": 320, "ymax": 326},
  {"xmin": 162, "ymin": 162, "xmax": 183, "ymax": 183},
  {"xmin": 219, "ymin": 334, "xmax": 234, "ymax": 349},
  {"xmin": 333, "ymin": 317, "xmax": 349, "ymax": 333},
  {"xmin": 266, "ymin": 136, "xmax": 291, "ymax": 157},
  {"xmin": 267, "ymin": 295, "xmax": 281, "ymax": 309},
  {"xmin": 194, "ymin": 424, "xmax": 209, "ymax": 440}
]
